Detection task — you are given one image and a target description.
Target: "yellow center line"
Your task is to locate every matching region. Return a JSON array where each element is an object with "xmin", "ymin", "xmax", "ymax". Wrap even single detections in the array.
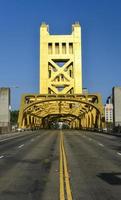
[
  {"xmin": 60, "ymin": 132, "xmax": 65, "ymax": 200},
  {"xmin": 60, "ymin": 131, "xmax": 73, "ymax": 200}
]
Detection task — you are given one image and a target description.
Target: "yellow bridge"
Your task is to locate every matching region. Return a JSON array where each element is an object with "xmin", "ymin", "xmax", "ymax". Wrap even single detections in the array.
[{"xmin": 18, "ymin": 22, "xmax": 104, "ymax": 129}]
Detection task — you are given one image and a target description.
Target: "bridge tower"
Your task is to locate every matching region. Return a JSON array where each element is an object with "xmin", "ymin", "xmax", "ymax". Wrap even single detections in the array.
[
  {"xmin": 18, "ymin": 23, "xmax": 104, "ymax": 129},
  {"xmin": 40, "ymin": 23, "xmax": 82, "ymax": 95}
]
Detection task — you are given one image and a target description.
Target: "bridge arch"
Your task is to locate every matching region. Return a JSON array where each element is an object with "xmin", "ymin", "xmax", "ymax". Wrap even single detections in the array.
[{"xmin": 18, "ymin": 94, "xmax": 104, "ymax": 129}]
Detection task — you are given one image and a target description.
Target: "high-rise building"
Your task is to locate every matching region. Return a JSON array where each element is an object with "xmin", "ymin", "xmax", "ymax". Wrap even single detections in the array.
[
  {"xmin": 112, "ymin": 87, "xmax": 121, "ymax": 127},
  {"xmin": 0, "ymin": 88, "xmax": 10, "ymax": 133},
  {"xmin": 105, "ymin": 103, "xmax": 113, "ymax": 123}
]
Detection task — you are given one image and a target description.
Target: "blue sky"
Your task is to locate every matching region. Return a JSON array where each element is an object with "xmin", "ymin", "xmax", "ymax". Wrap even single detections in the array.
[{"xmin": 0, "ymin": 0, "xmax": 121, "ymax": 109}]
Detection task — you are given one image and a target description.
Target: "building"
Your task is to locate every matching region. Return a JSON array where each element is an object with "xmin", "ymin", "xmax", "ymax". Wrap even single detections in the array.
[
  {"xmin": 112, "ymin": 87, "xmax": 121, "ymax": 127},
  {"xmin": 0, "ymin": 88, "xmax": 11, "ymax": 133},
  {"xmin": 82, "ymin": 88, "xmax": 88, "ymax": 95},
  {"xmin": 105, "ymin": 103, "xmax": 113, "ymax": 123}
]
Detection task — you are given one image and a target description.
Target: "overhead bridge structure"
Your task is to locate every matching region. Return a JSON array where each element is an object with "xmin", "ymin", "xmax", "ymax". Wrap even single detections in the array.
[{"xmin": 18, "ymin": 23, "xmax": 104, "ymax": 129}]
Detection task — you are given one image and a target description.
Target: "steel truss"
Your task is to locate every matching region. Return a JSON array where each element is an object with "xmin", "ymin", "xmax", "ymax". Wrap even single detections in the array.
[{"xmin": 18, "ymin": 94, "xmax": 104, "ymax": 129}]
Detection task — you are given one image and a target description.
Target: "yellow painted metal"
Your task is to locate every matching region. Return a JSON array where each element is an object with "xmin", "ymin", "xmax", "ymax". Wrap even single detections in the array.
[
  {"xmin": 18, "ymin": 93, "xmax": 104, "ymax": 129},
  {"xmin": 40, "ymin": 23, "xmax": 82, "ymax": 94},
  {"xmin": 18, "ymin": 23, "xmax": 105, "ymax": 129}
]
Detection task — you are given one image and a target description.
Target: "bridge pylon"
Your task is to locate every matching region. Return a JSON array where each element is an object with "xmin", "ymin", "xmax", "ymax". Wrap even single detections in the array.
[{"xmin": 40, "ymin": 22, "xmax": 82, "ymax": 95}]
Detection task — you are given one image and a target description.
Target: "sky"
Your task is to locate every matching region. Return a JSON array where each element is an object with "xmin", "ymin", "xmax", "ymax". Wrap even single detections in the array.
[{"xmin": 0, "ymin": 0, "xmax": 121, "ymax": 110}]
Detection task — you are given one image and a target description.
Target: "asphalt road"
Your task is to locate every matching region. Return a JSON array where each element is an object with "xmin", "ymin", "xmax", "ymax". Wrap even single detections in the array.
[
  {"xmin": 0, "ymin": 129, "xmax": 121, "ymax": 199},
  {"xmin": 64, "ymin": 130, "xmax": 121, "ymax": 200}
]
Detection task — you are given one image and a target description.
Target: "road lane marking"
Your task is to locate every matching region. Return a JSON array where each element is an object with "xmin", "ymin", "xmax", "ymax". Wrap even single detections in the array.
[
  {"xmin": 18, "ymin": 144, "xmax": 24, "ymax": 149},
  {"xmin": 97, "ymin": 143, "xmax": 104, "ymax": 147},
  {"xmin": 60, "ymin": 134, "xmax": 65, "ymax": 200},
  {"xmin": 0, "ymin": 156, "xmax": 4, "ymax": 159},
  {"xmin": 117, "ymin": 152, "xmax": 121, "ymax": 156},
  {"xmin": 77, "ymin": 131, "xmax": 106, "ymax": 149},
  {"xmin": 62, "ymin": 138, "xmax": 72, "ymax": 200},
  {"xmin": 60, "ymin": 131, "xmax": 73, "ymax": 200}
]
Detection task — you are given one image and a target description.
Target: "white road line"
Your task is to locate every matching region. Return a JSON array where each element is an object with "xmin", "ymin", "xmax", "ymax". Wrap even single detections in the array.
[
  {"xmin": 0, "ymin": 134, "xmax": 23, "ymax": 143},
  {"xmin": 18, "ymin": 144, "xmax": 24, "ymax": 149},
  {"xmin": 0, "ymin": 155, "xmax": 4, "ymax": 159},
  {"xmin": 117, "ymin": 152, "xmax": 121, "ymax": 156},
  {"xmin": 98, "ymin": 143, "xmax": 104, "ymax": 147}
]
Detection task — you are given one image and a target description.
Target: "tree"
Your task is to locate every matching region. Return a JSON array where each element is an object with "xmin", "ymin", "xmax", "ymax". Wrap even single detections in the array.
[{"xmin": 10, "ymin": 110, "xmax": 19, "ymax": 125}]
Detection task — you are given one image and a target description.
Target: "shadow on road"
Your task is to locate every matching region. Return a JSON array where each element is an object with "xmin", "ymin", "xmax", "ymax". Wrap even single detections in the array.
[{"xmin": 97, "ymin": 172, "xmax": 121, "ymax": 185}]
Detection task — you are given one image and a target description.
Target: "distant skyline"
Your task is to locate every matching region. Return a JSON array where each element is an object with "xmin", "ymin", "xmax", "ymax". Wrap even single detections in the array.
[{"xmin": 0, "ymin": 0, "xmax": 121, "ymax": 109}]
